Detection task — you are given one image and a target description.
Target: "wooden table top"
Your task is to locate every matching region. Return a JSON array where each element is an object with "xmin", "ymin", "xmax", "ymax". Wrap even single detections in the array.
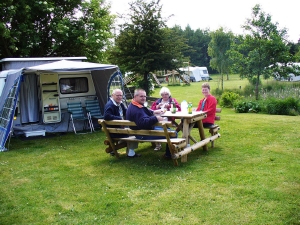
[{"xmin": 161, "ymin": 110, "xmax": 206, "ymax": 119}]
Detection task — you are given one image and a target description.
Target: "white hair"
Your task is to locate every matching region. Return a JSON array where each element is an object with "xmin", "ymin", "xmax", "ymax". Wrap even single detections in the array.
[
  {"xmin": 159, "ymin": 87, "xmax": 171, "ymax": 96},
  {"xmin": 112, "ymin": 89, "xmax": 123, "ymax": 95}
]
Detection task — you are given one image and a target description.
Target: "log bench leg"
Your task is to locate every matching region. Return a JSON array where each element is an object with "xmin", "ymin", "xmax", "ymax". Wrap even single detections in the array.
[
  {"xmin": 209, "ymin": 126, "xmax": 220, "ymax": 148},
  {"xmin": 104, "ymin": 140, "xmax": 127, "ymax": 158}
]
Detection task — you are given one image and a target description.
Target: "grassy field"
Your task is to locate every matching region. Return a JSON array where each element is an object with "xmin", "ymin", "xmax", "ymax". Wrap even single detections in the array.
[
  {"xmin": 152, "ymin": 74, "xmax": 254, "ymax": 104},
  {"xmin": 0, "ymin": 76, "xmax": 299, "ymax": 224}
]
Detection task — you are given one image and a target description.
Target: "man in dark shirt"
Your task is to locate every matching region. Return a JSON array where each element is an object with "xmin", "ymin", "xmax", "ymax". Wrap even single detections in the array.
[
  {"xmin": 126, "ymin": 89, "xmax": 175, "ymax": 159},
  {"xmin": 104, "ymin": 89, "xmax": 140, "ymax": 158}
]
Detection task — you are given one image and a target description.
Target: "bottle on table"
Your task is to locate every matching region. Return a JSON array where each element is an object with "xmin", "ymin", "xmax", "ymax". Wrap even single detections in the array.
[
  {"xmin": 181, "ymin": 100, "xmax": 188, "ymax": 113},
  {"xmin": 171, "ymin": 101, "xmax": 176, "ymax": 114},
  {"xmin": 188, "ymin": 102, "xmax": 193, "ymax": 114}
]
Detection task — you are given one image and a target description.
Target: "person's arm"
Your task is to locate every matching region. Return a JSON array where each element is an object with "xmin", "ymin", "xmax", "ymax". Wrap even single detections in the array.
[
  {"xmin": 151, "ymin": 100, "xmax": 159, "ymax": 110},
  {"xmin": 204, "ymin": 96, "xmax": 217, "ymax": 117},
  {"xmin": 104, "ymin": 103, "xmax": 122, "ymax": 120},
  {"xmin": 134, "ymin": 109, "xmax": 159, "ymax": 129},
  {"xmin": 172, "ymin": 98, "xmax": 181, "ymax": 111}
]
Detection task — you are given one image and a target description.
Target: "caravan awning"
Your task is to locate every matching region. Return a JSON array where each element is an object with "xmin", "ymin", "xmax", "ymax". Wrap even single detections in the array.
[
  {"xmin": 0, "ymin": 60, "xmax": 122, "ymax": 151},
  {"xmin": 24, "ymin": 60, "xmax": 117, "ymax": 73}
]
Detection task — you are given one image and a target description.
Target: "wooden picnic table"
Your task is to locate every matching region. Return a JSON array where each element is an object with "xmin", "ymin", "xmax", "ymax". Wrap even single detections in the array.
[
  {"xmin": 161, "ymin": 110, "xmax": 208, "ymax": 162},
  {"xmin": 98, "ymin": 110, "xmax": 220, "ymax": 165}
]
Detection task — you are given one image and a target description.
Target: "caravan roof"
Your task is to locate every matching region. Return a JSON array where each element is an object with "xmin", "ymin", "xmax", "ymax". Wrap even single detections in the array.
[
  {"xmin": 0, "ymin": 57, "xmax": 87, "ymax": 71},
  {"xmin": 23, "ymin": 60, "xmax": 116, "ymax": 73},
  {"xmin": 0, "ymin": 57, "xmax": 87, "ymax": 63}
]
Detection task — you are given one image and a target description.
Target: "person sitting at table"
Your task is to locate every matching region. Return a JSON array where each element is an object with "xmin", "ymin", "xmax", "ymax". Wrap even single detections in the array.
[
  {"xmin": 195, "ymin": 82, "xmax": 217, "ymax": 128},
  {"xmin": 126, "ymin": 88, "xmax": 177, "ymax": 159},
  {"xmin": 150, "ymin": 87, "xmax": 181, "ymax": 151},
  {"xmin": 104, "ymin": 89, "xmax": 140, "ymax": 158}
]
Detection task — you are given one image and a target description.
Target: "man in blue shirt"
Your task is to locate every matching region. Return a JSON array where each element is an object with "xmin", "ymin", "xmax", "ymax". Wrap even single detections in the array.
[
  {"xmin": 104, "ymin": 89, "xmax": 140, "ymax": 158},
  {"xmin": 126, "ymin": 89, "xmax": 175, "ymax": 159}
]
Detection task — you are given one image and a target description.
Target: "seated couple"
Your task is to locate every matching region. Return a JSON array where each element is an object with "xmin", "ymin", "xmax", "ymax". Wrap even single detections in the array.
[{"xmin": 104, "ymin": 88, "xmax": 176, "ymax": 159}]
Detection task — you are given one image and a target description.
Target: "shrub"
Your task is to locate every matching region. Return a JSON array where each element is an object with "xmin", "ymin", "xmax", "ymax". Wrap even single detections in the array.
[
  {"xmin": 243, "ymin": 84, "xmax": 256, "ymax": 97},
  {"xmin": 220, "ymin": 91, "xmax": 241, "ymax": 108},
  {"xmin": 212, "ymin": 87, "xmax": 223, "ymax": 97},
  {"xmin": 234, "ymin": 100, "xmax": 261, "ymax": 113},
  {"xmin": 248, "ymin": 76, "xmax": 262, "ymax": 86},
  {"xmin": 264, "ymin": 97, "xmax": 300, "ymax": 115}
]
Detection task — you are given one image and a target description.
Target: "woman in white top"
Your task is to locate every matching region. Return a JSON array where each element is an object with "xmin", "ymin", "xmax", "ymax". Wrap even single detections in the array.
[{"xmin": 150, "ymin": 87, "xmax": 181, "ymax": 150}]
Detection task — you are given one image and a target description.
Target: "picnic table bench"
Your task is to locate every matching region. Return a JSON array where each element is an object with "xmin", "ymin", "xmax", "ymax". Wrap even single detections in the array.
[
  {"xmin": 207, "ymin": 107, "xmax": 222, "ymax": 148},
  {"xmin": 98, "ymin": 115, "xmax": 220, "ymax": 166}
]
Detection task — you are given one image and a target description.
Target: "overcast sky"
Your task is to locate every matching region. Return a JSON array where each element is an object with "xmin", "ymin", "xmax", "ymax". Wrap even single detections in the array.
[{"xmin": 109, "ymin": 0, "xmax": 300, "ymax": 43}]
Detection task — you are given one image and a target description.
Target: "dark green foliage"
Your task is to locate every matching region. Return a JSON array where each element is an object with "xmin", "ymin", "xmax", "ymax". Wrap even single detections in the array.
[
  {"xmin": 243, "ymin": 83, "xmax": 256, "ymax": 96},
  {"xmin": 109, "ymin": 0, "xmax": 189, "ymax": 94},
  {"xmin": 234, "ymin": 100, "xmax": 261, "ymax": 113},
  {"xmin": 208, "ymin": 28, "xmax": 234, "ymax": 90},
  {"xmin": 230, "ymin": 5, "xmax": 294, "ymax": 100},
  {"xmin": 172, "ymin": 25, "xmax": 212, "ymax": 71},
  {"xmin": 212, "ymin": 87, "xmax": 223, "ymax": 97},
  {"xmin": 131, "ymin": 74, "xmax": 155, "ymax": 95},
  {"xmin": 264, "ymin": 97, "xmax": 300, "ymax": 115},
  {"xmin": 220, "ymin": 91, "xmax": 241, "ymax": 108},
  {"xmin": 233, "ymin": 81, "xmax": 300, "ymax": 115},
  {"xmin": 0, "ymin": 0, "xmax": 114, "ymax": 62},
  {"xmin": 248, "ymin": 76, "xmax": 262, "ymax": 86}
]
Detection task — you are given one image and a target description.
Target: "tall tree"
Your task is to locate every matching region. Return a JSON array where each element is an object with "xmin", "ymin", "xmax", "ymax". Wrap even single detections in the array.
[
  {"xmin": 230, "ymin": 4, "xmax": 295, "ymax": 100},
  {"xmin": 172, "ymin": 25, "xmax": 211, "ymax": 71},
  {"xmin": 109, "ymin": 0, "xmax": 188, "ymax": 94},
  {"xmin": 208, "ymin": 27, "xmax": 233, "ymax": 90},
  {"xmin": 0, "ymin": 0, "xmax": 114, "ymax": 62},
  {"xmin": 184, "ymin": 26, "xmax": 211, "ymax": 69}
]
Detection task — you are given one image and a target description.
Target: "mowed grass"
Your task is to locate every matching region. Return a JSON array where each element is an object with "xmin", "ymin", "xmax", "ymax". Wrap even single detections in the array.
[
  {"xmin": 0, "ymin": 75, "xmax": 299, "ymax": 224},
  {"xmin": 153, "ymin": 74, "xmax": 250, "ymax": 105}
]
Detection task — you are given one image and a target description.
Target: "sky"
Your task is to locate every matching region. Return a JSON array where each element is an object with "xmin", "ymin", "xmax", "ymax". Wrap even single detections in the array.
[{"xmin": 109, "ymin": 0, "xmax": 300, "ymax": 43}]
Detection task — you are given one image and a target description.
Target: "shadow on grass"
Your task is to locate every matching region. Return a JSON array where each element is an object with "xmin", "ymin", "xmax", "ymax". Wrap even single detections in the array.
[
  {"xmin": 91, "ymin": 142, "xmax": 224, "ymax": 174},
  {"xmin": 14, "ymin": 132, "xmax": 67, "ymax": 141}
]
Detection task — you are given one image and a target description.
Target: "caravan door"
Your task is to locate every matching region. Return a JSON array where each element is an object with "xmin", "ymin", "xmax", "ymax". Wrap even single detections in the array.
[{"xmin": 40, "ymin": 73, "xmax": 61, "ymax": 123}]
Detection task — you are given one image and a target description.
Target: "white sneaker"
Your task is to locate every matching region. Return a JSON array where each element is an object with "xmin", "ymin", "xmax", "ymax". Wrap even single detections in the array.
[{"xmin": 154, "ymin": 144, "xmax": 162, "ymax": 151}]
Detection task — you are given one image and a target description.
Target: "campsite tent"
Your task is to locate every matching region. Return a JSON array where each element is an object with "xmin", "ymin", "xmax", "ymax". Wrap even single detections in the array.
[{"xmin": 0, "ymin": 60, "xmax": 124, "ymax": 151}]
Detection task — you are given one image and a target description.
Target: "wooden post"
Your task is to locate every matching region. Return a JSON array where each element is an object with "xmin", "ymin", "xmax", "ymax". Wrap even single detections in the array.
[
  {"xmin": 196, "ymin": 120, "xmax": 208, "ymax": 151},
  {"xmin": 99, "ymin": 119, "xmax": 120, "ymax": 157},
  {"xmin": 181, "ymin": 118, "xmax": 189, "ymax": 162},
  {"xmin": 173, "ymin": 133, "xmax": 220, "ymax": 159}
]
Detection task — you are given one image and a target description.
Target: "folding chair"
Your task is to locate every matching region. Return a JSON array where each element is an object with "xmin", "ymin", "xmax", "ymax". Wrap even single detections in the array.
[
  {"xmin": 67, "ymin": 102, "xmax": 92, "ymax": 134},
  {"xmin": 85, "ymin": 99, "xmax": 104, "ymax": 132}
]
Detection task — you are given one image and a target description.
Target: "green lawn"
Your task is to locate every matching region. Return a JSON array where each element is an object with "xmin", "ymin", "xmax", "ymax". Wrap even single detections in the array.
[{"xmin": 0, "ymin": 76, "xmax": 299, "ymax": 224}]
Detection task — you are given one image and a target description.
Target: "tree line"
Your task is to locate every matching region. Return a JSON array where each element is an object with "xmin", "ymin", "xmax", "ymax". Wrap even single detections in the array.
[{"xmin": 1, "ymin": 0, "xmax": 300, "ymax": 97}]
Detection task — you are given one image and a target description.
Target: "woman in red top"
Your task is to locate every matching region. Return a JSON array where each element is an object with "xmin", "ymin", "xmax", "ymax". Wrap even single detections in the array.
[{"xmin": 196, "ymin": 82, "xmax": 217, "ymax": 128}]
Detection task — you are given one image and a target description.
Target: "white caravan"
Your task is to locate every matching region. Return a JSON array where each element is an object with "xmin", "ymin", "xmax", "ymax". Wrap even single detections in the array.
[
  {"xmin": 0, "ymin": 58, "xmax": 124, "ymax": 150},
  {"xmin": 180, "ymin": 66, "xmax": 210, "ymax": 82}
]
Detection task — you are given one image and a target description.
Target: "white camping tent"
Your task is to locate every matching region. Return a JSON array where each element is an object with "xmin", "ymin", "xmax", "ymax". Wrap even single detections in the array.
[{"xmin": 0, "ymin": 60, "xmax": 124, "ymax": 151}]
